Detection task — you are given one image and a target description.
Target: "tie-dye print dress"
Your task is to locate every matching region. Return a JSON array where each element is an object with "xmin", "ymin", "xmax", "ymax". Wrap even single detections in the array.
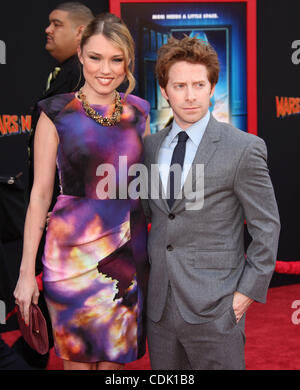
[{"xmin": 38, "ymin": 92, "xmax": 150, "ymax": 363}]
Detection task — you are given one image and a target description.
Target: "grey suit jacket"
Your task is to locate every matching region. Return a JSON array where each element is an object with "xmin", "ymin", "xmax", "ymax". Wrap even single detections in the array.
[{"xmin": 143, "ymin": 115, "xmax": 280, "ymax": 324}]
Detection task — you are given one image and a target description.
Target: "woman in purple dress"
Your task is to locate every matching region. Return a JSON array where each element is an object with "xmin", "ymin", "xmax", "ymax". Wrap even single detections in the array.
[{"xmin": 14, "ymin": 13, "xmax": 150, "ymax": 370}]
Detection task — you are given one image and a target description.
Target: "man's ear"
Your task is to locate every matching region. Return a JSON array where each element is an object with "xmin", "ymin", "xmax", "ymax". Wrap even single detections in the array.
[
  {"xmin": 77, "ymin": 24, "xmax": 86, "ymax": 38},
  {"xmin": 160, "ymin": 85, "xmax": 169, "ymax": 102},
  {"xmin": 74, "ymin": 25, "xmax": 85, "ymax": 47}
]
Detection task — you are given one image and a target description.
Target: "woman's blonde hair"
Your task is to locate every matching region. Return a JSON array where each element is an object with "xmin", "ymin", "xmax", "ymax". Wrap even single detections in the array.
[{"xmin": 80, "ymin": 13, "xmax": 135, "ymax": 99}]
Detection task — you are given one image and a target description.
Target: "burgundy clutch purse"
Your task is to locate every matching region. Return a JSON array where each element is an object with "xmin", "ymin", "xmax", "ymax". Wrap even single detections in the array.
[{"xmin": 16, "ymin": 303, "xmax": 49, "ymax": 355}]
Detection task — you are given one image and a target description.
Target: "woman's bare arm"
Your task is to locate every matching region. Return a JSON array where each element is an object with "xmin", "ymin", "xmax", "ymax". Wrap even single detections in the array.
[{"xmin": 14, "ymin": 112, "xmax": 58, "ymax": 324}]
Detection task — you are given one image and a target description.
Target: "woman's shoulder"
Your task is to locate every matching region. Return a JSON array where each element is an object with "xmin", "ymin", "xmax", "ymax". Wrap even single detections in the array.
[
  {"xmin": 124, "ymin": 94, "xmax": 150, "ymax": 118},
  {"xmin": 38, "ymin": 92, "xmax": 76, "ymax": 122}
]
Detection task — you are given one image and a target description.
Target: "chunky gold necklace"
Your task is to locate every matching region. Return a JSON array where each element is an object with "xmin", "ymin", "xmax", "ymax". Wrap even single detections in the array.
[{"xmin": 77, "ymin": 88, "xmax": 123, "ymax": 126}]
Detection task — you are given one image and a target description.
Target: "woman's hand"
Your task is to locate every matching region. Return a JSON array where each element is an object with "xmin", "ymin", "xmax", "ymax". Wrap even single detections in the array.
[{"xmin": 14, "ymin": 273, "xmax": 40, "ymax": 326}]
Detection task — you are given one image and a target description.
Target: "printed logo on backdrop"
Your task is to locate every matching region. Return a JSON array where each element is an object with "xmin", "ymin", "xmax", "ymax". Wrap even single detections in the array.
[
  {"xmin": 0, "ymin": 115, "xmax": 32, "ymax": 137},
  {"xmin": 275, "ymin": 96, "xmax": 300, "ymax": 118},
  {"xmin": 0, "ymin": 40, "xmax": 6, "ymax": 64},
  {"xmin": 275, "ymin": 41, "xmax": 300, "ymax": 119},
  {"xmin": 0, "ymin": 40, "xmax": 32, "ymax": 137}
]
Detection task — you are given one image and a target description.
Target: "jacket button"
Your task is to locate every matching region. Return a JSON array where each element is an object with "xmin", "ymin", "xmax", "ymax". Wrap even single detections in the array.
[
  {"xmin": 167, "ymin": 245, "xmax": 173, "ymax": 251},
  {"xmin": 168, "ymin": 213, "xmax": 175, "ymax": 220}
]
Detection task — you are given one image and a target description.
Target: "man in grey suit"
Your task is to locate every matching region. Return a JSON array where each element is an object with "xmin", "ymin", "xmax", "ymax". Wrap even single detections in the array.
[{"xmin": 143, "ymin": 36, "xmax": 280, "ymax": 370}]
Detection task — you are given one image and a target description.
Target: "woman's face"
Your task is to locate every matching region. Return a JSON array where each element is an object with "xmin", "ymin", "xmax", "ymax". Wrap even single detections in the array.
[{"xmin": 78, "ymin": 33, "xmax": 126, "ymax": 103}]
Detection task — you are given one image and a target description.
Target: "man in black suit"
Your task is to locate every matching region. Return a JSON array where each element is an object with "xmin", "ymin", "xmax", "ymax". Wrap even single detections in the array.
[{"xmin": 43, "ymin": 2, "xmax": 93, "ymax": 97}]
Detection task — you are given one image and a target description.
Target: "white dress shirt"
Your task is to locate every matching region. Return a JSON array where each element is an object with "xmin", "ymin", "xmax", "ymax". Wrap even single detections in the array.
[{"xmin": 158, "ymin": 110, "xmax": 210, "ymax": 193}]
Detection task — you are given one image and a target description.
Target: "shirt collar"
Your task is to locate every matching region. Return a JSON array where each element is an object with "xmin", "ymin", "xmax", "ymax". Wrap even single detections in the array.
[{"xmin": 166, "ymin": 110, "xmax": 210, "ymax": 147}]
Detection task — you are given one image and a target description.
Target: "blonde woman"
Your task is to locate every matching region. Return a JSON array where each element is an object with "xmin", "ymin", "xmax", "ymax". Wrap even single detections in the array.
[{"xmin": 14, "ymin": 13, "xmax": 150, "ymax": 370}]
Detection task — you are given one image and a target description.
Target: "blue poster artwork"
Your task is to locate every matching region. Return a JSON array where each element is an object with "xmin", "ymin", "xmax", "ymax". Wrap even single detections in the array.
[{"xmin": 121, "ymin": 2, "xmax": 247, "ymax": 133}]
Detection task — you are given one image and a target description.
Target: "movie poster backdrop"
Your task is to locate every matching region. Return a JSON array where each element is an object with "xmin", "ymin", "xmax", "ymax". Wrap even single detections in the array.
[{"xmin": 113, "ymin": 0, "xmax": 250, "ymax": 134}]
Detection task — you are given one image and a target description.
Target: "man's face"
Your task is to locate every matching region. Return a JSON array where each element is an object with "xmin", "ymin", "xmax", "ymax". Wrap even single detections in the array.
[
  {"xmin": 45, "ymin": 10, "xmax": 80, "ymax": 62},
  {"xmin": 160, "ymin": 61, "xmax": 215, "ymax": 130}
]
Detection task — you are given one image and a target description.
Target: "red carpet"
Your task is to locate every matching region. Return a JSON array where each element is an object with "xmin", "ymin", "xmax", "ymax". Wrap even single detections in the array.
[
  {"xmin": 2, "ymin": 284, "xmax": 300, "ymax": 370},
  {"xmin": 245, "ymin": 283, "xmax": 300, "ymax": 370}
]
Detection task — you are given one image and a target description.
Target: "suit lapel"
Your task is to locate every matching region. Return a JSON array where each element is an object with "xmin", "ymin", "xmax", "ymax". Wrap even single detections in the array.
[
  {"xmin": 148, "ymin": 125, "xmax": 171, "ymax": 212},
  {"xmin": 147, "ymin": 116, "xmax": 221, "ymax": 213},
  {"xmin": 42, "ymin": 56, "xmax": 81, "ymax": 99},
  {"xmin": 172, "ymin": 115, "xmax": 221, "ymax": 211},
  {"xmin": 43, "ymin": 72, "xmax": 67, "ymax": 98}
]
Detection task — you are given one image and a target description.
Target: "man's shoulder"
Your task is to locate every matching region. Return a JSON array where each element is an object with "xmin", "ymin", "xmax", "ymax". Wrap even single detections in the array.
[
  {"xmin": 213, "ymin": 117, "xmax": 264, "ymax": 149},
  {"xmin": 144, "ymin": 126, "xmax": 169, "ymax": 149},
  {"xmin": 60, "ymin": 55, "xmax": 80, "ymax": 73},
  {"xmin": 55, "ymin": 56, "xmax": 83, "ymax": 92},
  {"xmin": 144, "ymin": 130, "xmax": 163, "ymax": 142}
]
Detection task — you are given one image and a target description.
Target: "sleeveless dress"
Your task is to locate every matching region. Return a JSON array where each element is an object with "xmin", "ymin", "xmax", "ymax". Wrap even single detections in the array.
[{"xmin": 38, "ymin": 92, "xmax": 150, "ymax": 363}]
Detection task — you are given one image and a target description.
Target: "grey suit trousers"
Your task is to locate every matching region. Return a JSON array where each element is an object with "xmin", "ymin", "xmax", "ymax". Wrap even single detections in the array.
[{"xmin": 147, "ymin": 287, "xmax": 246, "ymax": 370}]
